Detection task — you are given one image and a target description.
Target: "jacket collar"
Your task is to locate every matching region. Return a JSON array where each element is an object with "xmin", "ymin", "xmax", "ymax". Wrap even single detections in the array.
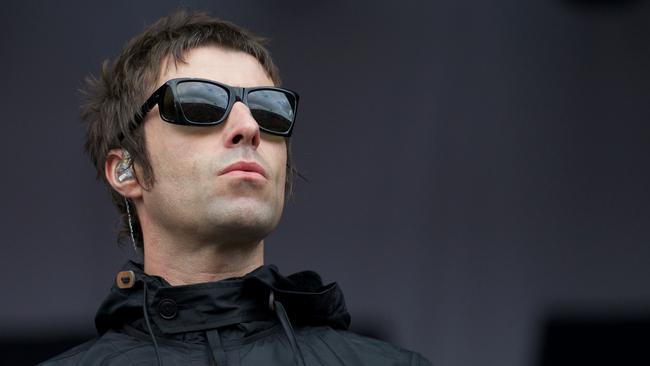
[{"xmin": 95, "ymin": 261, "xmax": 351, "ymax": 336}]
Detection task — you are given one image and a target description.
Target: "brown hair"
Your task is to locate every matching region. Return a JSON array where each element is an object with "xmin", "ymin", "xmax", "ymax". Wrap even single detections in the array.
[{"xmin": 81, "ymin": 9, "xmax": 294, "ymax": 249}]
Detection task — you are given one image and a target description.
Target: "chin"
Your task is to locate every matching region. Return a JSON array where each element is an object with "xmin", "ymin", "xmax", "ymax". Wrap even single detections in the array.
[{"xmin": 204, "ymin": 200, "xmax": 282, "ymax": 241}]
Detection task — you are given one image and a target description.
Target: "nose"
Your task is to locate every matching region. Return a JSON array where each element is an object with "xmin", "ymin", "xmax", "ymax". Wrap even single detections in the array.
[{"xmin": 223, "ymin": 101, "xmax": 261, "ymax": 149}]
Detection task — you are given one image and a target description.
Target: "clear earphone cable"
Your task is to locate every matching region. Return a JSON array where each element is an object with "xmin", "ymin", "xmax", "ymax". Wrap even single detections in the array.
[{"xmin": 125, "ymin": 197, "xmax": 138, "ymax": 253}]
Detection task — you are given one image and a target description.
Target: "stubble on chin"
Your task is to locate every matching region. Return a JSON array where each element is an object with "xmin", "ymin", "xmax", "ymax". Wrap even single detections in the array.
[{"xmin": 195, "ymin": 194, "xmax": 280, "ymax": 244}]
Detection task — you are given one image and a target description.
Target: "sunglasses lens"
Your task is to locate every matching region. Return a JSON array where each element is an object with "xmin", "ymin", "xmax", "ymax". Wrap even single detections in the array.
[
  {"xmin": 248, "ymin": 89, "xmax": 296, "ymax": 134},
  {"xmin": 177, "ymin": 81, "xmax": 229, "ymax": 123}
]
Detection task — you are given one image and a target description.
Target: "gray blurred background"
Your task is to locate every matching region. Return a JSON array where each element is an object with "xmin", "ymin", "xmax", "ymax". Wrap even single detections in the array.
[{"xmin": 1, "ymin": 0, "xmax": 649, "ymax": 365}]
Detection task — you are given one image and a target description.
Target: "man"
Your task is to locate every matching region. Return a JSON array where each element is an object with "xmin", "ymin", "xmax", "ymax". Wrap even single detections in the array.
[{"xmin": 42, "ymin": 10, "xmax": 432, "ymax": 366}]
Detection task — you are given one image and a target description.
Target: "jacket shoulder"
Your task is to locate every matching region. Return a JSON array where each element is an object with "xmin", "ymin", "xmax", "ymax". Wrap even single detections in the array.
[
  {"xmin": 341, "ymin": 330, "xmax": 433, "ymax": 366},
  {"xmin": 37, "ymin": 331, "xmax": 143, "ymax": 366},
  {"xmin": 37, "ymin": 338, "xmax": 100, "ymax": 365},
  {"xmin": 303, "ymin": 327, "xmax": 433, "ymax": 365}
]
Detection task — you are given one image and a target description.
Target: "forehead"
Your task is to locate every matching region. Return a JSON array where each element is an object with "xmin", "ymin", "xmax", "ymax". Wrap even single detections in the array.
[{"xmin": 158, "ymin": 45, "xmax": 274, "ymax": 88}]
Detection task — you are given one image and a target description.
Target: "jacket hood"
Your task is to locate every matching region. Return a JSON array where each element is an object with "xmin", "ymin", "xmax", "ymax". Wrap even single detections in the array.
[
  {"xmin": 95, "ymin": 261, "xmax": 351, "ymax": 336},
  {"xmin": 43, "ymin": 261, "xmax": 433, "ymax": 366}
]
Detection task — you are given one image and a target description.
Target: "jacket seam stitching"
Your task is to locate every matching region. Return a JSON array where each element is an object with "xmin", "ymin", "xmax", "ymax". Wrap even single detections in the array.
[
  {"xmin": 100, "ymin": 344, "xmax": 151, "ymax": 365},
  {"xmin": 222, "ymin": 323, "xmax": 283, "ymax": 349}
]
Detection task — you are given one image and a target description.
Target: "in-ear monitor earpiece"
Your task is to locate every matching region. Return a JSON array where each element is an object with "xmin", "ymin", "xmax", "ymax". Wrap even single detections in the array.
[{"xmin": 116, "ymin": 149, "xmax": 134, "ymax": 182}]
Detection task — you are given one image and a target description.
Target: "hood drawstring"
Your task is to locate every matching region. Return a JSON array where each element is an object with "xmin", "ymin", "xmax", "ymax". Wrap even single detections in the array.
[
  {"xmin": 142, "ymin": 281, "xmax": 163, "ymax": 366},
  {"xmin": 269, "ymin": 290, "xmax": 307, "ymax": 366}
]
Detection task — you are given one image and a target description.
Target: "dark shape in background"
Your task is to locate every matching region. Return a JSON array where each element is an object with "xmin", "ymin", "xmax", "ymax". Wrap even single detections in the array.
[
  {"xmin": 1, "ymin": 0, "xmax": 649, "ymax": 365},
  {"xmin": 562, "ymin": 0, "xmax": 641, "ymax": 10},
  {"xmin": 537, "ymin": 310, "xmax": 650, "ymax": 366}
]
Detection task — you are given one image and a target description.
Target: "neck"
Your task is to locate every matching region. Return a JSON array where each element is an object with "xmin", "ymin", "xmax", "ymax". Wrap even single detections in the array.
[{"xmin": 141, "ymin": 230, "xmax": 265, "ymax": 286}]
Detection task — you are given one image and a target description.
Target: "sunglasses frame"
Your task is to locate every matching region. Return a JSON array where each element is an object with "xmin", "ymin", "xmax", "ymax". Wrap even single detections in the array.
[{"xmin": 132, "ymin": 77, "xmax": 299, "ymax": 137}]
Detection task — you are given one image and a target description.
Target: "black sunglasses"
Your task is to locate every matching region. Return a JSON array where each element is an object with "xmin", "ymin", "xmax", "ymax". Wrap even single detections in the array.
[{"xmin": 130, "ymin": 78, "xmax": 299, "ymax": 137}]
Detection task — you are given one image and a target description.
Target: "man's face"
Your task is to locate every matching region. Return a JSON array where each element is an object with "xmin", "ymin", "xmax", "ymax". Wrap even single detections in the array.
[{"xmin": 138, "ymin": 46, "xmax": 287, "ymax": 245}]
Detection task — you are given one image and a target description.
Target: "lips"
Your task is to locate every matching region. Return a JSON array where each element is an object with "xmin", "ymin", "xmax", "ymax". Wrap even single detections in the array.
[{"xmin": 219, "ymin": 161, "xmax": 267, "ymax": 179}]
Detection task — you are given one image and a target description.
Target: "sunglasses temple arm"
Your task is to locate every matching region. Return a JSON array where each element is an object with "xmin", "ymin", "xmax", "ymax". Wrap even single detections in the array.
[
  {"xmin": 119, "ymin": 91, "xmax": 160, "ymax": 144},
  {"xmin": 129, "ymin": 91, "xmax": 161, "ymax": 130}
]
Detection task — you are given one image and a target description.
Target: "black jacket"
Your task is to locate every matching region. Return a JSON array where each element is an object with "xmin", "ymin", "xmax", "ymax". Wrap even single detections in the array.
[{"xmin": 40, "ymin": 261, "xmax": 432, "ymax": 365}]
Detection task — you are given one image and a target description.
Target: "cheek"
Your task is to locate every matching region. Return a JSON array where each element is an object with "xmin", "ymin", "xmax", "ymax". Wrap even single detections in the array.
[
  {"xmin": 259, "ymin": 139, "xmax": 287, "ymax": 194},
  {"xmin": 270, "ymin": 141, "xmax": 287, "ymax": 183},
  {"xmin": 145, "ymin": 124, "xmax": 202, "ymax": 184}
]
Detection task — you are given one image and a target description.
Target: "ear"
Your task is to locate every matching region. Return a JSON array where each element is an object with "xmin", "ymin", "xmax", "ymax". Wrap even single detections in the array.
[{"xmin": 105, "ymin": 148, "xmax": 143, "ymax": 199}]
